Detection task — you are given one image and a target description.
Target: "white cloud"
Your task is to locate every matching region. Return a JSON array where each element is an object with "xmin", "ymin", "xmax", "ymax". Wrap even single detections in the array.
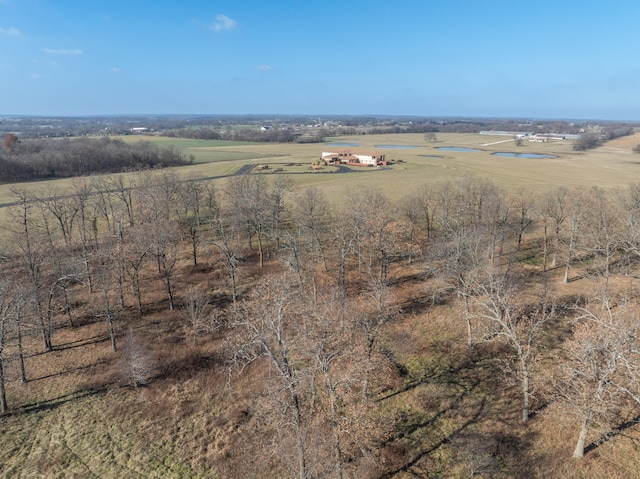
[
  {"xmin": 43, "ymin": 48, "xmax": 83, "ymax": 55},
  {"xmin": 256, "ymin": 65, "xmax": 273, "ymax": 72},
  {"xmin": 108, "ymin": 67, "xmax": 121, "ymax": 73},
  {"xmin": 211, "ymin": 14, "xmax": 237, "ymax": 32},
  {"xmin": 0, "ymin": 26, "xmax": 21, "ymax": 36}
]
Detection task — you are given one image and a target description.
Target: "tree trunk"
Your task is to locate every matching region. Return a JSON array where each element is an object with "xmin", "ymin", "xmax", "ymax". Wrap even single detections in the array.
[
  {"xmin": 573, "ymin": 419, "xmax": 590, "ymax": 458},
  {"xmin": 324, "ymin": 369, "xmax": 344, "ymax": 479},
  {"xmin": 164, "ymin": 274, "xmax": 175, "ymax": 311},
  {"xmin": 521, "ymin": 366, "xmax": 530, "ymax": 422},
  {"xmin": 542, "ymin": 224, "xmax": 548, "ymax": 272},
  {"xmin": 17, "ymin": 316, "xmax": 26, "ymax": 384},
  {"xmin": 108, "ymin": 315, "xmax": 117, "ymax": 352},
  {"xmin": 103, "ymin": 291, "xmax": 117, "ymax": 352},
  {"xmin": 62, "ymin": 287, "xmax": 74, "ymax": 327},
  {"xmin": 0, "ymin": 357, "xmax": 7, "ymax": 414},
  {"xmin": 257, "ymin": 233, "xmax": 264, "ymax": 267}
]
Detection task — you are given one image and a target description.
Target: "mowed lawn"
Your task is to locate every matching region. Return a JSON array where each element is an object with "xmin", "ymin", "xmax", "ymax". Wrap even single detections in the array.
[{"xmin": 2, "ymin": 132, "xmax": 640, "ymax": 211}]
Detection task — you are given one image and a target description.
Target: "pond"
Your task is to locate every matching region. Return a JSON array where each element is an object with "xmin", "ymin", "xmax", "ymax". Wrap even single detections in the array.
[
  {"xmin": 491, "ymin": 152, "xmax": 558, "ymax": 159},
  {"xmin": 374, "ymin": 144, "xmax": 418, "ymax": 149},
  {"xmin": 324, "ymin": 142, "xmax": 362, "ymax": 147},
  {"xmin": 435, "ymin": 147, "xmax": 484, "ymax": 152}
]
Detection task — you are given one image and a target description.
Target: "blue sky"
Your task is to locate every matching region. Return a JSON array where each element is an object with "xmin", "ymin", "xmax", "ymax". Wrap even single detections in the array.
[{"xmin": 1, "ymin": 0, "xmax": 640, "ymax": 120}]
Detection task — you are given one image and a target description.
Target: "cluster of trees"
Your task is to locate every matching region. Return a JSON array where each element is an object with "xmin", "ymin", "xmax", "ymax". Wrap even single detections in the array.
[
  {"xmin": 4, "ymin": 172, "xmax": 640, "ymax": 474},
  {"xmin": 573, "ymin": 125, "xmax": 634, "ymax": 151},
  {"xmin": 0, "ymin": 135, "xmax": 189, "ymax": 183}
]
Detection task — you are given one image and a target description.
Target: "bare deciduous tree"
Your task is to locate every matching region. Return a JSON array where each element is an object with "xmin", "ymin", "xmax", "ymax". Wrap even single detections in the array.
[
  {"xmin": 556, "ymin": 296, "xmax": 638, "ymax": 458},
  {"xmin": 209, "ymin": 217, "xmax": 242, "ymax": 305},
  {"xmin": 9, "ymin": 189, "xmax": 52, "ymax": 352},
  {"xmin": 225, "ymin": 175, "xmax": 270, "ymax": 267},
  {"xmin": 122, "ymin": 330, "xmax": 153, "ymax": 388},
  {"xmin": 181, "ymin": 286, "xmax": 219, "ymax": 342},
  {"xmin": 472, "ymin": 269, "xmax": 554, "ymax": 421},
  {"xmin": 0, "ymin": 278, "xmax": 14, "ymax": 414},
  {"xmin": 230, "ymin": 273, "xmax": 310, "ymax": 479}
]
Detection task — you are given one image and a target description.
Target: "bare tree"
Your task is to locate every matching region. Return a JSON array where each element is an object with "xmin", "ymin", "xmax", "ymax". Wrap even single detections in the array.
[
  {"xmin": 556, "ymin": 296, "xmax": 637, "ymax": 458},
  {"xmin": 175, "ymin": 176, "xmax": 207, "ymax": 266},
  {"xmin": 181, "ymin": 286, "xmax": 219, "ymax": 342},
  {"xmin": 511, "ymin": 188, "xmax": 535, "ymax": 251},
  {"xmin": 9, "ymin": 189, "xmax": 52, "ymax": 352},
  {"xmin": 225, "ymin": 175, "xmax": 270, "ymax": 267},
  {"xmin": 93, "ymin": 262, "xmax": 122, "ymax": 352},
  {"xmin": 307, "ymin": 298, "xmax": 389, "ymax": 478},
  {"xmin": 0, "ymin": 277, "xmax": 14, "ymax": 414},
  {"xmin": 70, "ymin": 179, "xmax": 97, "ymax": 292},
  {"xmin": 424, "ymin": 132, "xmax": 438, "ymax": 142},
  {"xmin": 230, "ymin": 273, "xmax": 310, "ymax": 479},
  {"xmin": 122, "ymin": 330, "xmax": 153, "ymax": 388},
  {"xmin": 120, "ymin": 225, "xmax": 151, "ymax": 314},
  {"xmin": 35, "ymin": 186, "xmax": 79, "ymax": 249},
  {"xmin": 106, "ymin": 175, "xmax": 137, "ymax": 228},
  {"xmin": 582, "ymin": 187, "xmax": 622, "ymax": 290},
  {"xmin": 293, "ymin": 187, "xmax": 332, "ymax": 272},
  {"xmin": 151, "ymin": 222, "xmax": 180, "ymax": 311},
  {"xmin": 562, "ymin": 190, "xmax": 586, "ymax": 284},
  {"xmin": 208, "ymin": 217, "xmax": 242, "ymax": 305},
  {"xmin": 544, "ymin": 187, "xmax": 568, "ymax": 269},
  {"xmin": 402, "ymin": 184, "xmax": 437, "ymax": 240},
  {"xmin": 268, "ymin": 175, "xmax": 293, "ymax": 258},
  {"xmin": 472, "ymin": 269, "xmax": 554, "ymax": 421},
  {"xmin": 434, "ymin": 224, "xmax": 490, "ymax": 346}
]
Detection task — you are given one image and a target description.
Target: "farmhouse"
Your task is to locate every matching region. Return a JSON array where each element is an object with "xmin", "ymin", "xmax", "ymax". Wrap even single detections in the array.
[{"xmin": 321, "ymin": 150, "xmax": 386, "ymax": 167}]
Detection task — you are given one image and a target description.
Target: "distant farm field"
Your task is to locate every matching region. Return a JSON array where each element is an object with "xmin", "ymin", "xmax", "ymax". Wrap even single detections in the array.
[
  {"xmin": 2, "ymin": 132, "xmax": 640, "ymax": 212},
  {"xmin": 116, "ymin": 132, "xmax": 640, "ymax": 199}
]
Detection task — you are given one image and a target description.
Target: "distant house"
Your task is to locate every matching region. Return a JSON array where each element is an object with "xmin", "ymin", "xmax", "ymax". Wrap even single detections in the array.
[
  {"xmin": 130, "ymin": 127, "xmax": 149, "ymax": 133},
  {"xmin": 321, "ymin": 150, "xmax": 386, "ymax": 167}
]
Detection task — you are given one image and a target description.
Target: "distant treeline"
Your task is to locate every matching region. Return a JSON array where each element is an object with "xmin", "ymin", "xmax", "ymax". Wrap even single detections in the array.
[
  {"xmin": 163, "ymin": 126, "xmax": 331, "ymax": 143},
  {"xmin": 163, "ymin": 119, "xmax": 638, "ymax": 144},
  {"xmin": 0, "ymin": 136, "xmax": 189, "ymax": 183}
]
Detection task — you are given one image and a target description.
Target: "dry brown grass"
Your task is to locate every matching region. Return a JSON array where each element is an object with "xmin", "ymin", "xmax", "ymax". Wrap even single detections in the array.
[
  {"xmin": 5, "ymin": 193, "xmax": 640, "ymax": 476},
  {"xmin": 3, "ymin": 258, "xmax": 640, "ymax": 477}
]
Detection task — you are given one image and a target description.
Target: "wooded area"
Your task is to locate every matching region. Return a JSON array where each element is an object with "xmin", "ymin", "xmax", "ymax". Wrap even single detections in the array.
[
  {"xmin": 0, "ymin": 135, "xmax": 188, "ymax": 183},
  {"xmin": 2, "ymin": 170, "xmax": 640, "ymax": 477}
]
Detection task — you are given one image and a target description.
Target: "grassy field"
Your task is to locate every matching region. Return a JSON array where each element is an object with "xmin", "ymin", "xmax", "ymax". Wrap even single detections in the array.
[
  {"xmin": 2, "ymin": 132, "xmax": 640, "ymax": 210},
  {"xmin": 112, "ymin": 131, "xmax": 640, "ymax": 197}
]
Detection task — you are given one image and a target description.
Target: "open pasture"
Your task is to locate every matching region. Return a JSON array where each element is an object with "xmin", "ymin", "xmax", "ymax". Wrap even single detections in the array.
[
  {"xmin": 150, "ymin": 131, "xmax": 640, "ymax": 199},
  {"xmin": 2, "ymin": 132, "xmax": 640, "ymax": 211}
]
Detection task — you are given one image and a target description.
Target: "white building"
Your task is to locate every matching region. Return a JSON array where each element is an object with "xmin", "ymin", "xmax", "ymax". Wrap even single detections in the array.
[{"xmin": 321, "ymin": 150, "xmax": 386, "ymax": 166}]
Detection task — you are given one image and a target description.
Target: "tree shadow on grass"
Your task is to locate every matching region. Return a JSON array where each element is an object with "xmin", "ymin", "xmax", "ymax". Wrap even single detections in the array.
[
  {"xmin": 29, "ymin": 363, "xmax": 95, "ymax": 382},
  {"xmin": 376, "ymin": 351, "xmax": 493, "ymax": 475},
  {"xmin": 584, "ymin": 414, "xmax": 640, "ymax": 455},
  {"xmin": 52, "ymin": 334, "xmax": 110, "ymax": 352},
  {"xmin": 376, "ymin": 342, "xmax": 542, "ymax": 478},
  {"xmin": 152, "ymin": 349, "xmax": 226, "ymax": 382},
  {"xmin": 15, "ymin": 387, "xmax": 105, "ymax": 416},
  {"xmin": 378, "ymin": 396, "xmax": 488, "ymax": 479}
]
